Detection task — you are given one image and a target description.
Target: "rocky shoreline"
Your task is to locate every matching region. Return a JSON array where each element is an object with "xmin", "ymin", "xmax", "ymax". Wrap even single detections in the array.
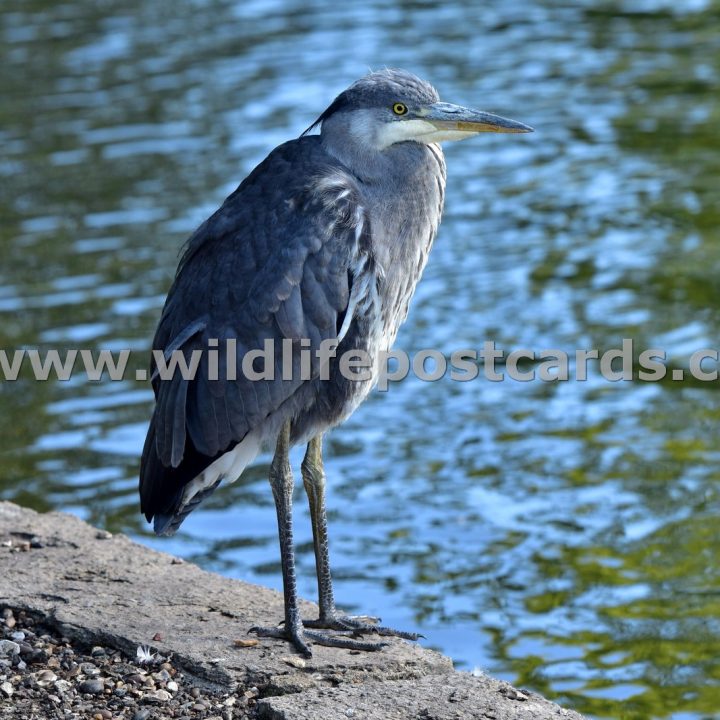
[
  {"xmin": 0, "ymin": 502, "xmax": 584, "ymax": 719},
  {"xmin": 0, "ymin": 607, "xmax": 259, "ymax": 719}
]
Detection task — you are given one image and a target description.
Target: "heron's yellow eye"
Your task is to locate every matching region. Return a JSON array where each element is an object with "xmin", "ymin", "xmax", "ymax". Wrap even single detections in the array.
[{"xmin": 392, "ymin": 102, "xmax": 408, "ymax": 116}]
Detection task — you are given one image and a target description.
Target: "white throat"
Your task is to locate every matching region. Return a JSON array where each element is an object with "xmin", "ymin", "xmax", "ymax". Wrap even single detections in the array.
[{"xmin": 376, "ymin": 119, "xmax": 477, "ymax": 148}]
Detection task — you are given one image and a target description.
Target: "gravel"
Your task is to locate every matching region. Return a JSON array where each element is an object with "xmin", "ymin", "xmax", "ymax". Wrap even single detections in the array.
[{"xmin": 0, "ymin": 608, "xmax": 260, "ymax": 720}]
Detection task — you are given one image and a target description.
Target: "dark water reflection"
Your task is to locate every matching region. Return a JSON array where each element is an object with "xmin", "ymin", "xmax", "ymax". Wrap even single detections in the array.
[{"xmin": 1, "ymin": 1, "xmax": 719, "ymax": 718}]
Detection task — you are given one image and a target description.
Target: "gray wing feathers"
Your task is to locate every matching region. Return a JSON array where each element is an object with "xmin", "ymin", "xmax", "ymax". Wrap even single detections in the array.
[
  {"xmin": 275, "ymin": 284, "xmax": 308, "ymax": 340},
  {"xmin": 154, "ymin": 373, "xmax": 188, "ymax": 468},
  {"xmin": 150, "ymin": 317, "xmax": 206, "ymax": 383},
  {"xmin": 151, "ymin": 318, "xmax": 209, "ymax": 467},
  {"xmin": 149, "ymin": 138, "xmax": 363, "ymax": 467}
]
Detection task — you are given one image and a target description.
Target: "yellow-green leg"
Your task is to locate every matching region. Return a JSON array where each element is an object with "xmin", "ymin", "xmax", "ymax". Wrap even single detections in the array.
[{"xmin": 301, "ymin": 434, "xmax": 420, "ymax": 641}]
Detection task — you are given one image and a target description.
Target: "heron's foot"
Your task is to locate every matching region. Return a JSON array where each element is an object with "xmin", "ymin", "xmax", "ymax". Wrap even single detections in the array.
[
  {"xmin": 249, "ymin": 622, "xmax": 386, "ymax": 656},
  {"xmin": 250, "ymin": 623, "xmax": 312, "ymax": 657},
  {"xmin": 304, "ymin": 611, "xmax": 422, "ymax": 641}
]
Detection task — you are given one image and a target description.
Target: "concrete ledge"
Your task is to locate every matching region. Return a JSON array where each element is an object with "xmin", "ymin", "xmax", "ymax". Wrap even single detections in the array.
[{"xmin": 0, "ymin": 502, "xmax": 585, "ymax": 719}]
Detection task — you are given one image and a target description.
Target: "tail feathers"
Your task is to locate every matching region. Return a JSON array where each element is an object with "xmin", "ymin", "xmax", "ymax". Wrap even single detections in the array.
[
  {"xmin": 140, "ymin": 417, "xmax": 260, "ymax": 537},
  {"xmin": 153, "ymin": 478, "xmax": 223, "ymax": 536},
  {"xmin": 140, "ymin": 414, "xmax": 226, "ymax": 536}
]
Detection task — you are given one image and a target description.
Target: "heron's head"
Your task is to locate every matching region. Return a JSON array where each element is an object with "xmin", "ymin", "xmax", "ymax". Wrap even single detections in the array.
[{"xmin": 305, "ymin": 68, "xmax": 532, "ymax": 152}]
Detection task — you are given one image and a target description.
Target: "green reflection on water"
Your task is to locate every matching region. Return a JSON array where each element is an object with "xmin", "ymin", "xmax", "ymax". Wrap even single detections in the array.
[{"xmin": 500, "ymin": 6, "xmax": 720, "ymax": 717}]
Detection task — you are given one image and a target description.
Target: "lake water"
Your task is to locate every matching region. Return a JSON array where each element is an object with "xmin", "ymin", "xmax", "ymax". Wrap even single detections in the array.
[{"xmin": 1, "ymin": 1, "xmax": 719, "ymax": 718}]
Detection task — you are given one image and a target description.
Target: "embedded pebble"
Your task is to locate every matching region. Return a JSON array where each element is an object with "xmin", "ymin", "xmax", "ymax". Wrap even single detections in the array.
[
  {"xmin": 36, "ymin": 669, "xmax": 57, "ymax": 685},
  {"xmin": 54, "ymin": 678, "xmax": 72, "ymax": 693},
  {"xmin": 78, "ymin": 677, "xmax": 105, "ymax": 694},
  {"xmin": 145, "ymin": 688, "xmax": 171, "ymax": 702},
  {"xmin": 0, "ymin": 639, "xmax": 20, "ymax": 656}
]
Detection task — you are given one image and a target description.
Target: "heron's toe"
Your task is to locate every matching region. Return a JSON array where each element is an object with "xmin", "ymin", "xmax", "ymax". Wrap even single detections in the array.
[
  {"xmin": 304, "ymin": 613, "xmax": 421, "ymax": 641},
  {"xmin": 304, "ymin": 629, "xmax": 387, "ymax": 652},
  {"xmin": 249, "ymin": 622, "xmax": 386, "ymax": 655},
  {"xmin": 249, "ymin": 623, "xmax": 313, "ymax": 657}
]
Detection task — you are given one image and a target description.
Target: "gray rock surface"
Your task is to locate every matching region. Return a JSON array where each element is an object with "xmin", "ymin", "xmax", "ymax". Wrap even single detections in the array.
[
  {"xmin": 258, "ymin": 672, "xmax": 583, "ymax": 720},
  {"xmin": 0, "ymin": 502, "xmax": 585, "ymax": 719}
]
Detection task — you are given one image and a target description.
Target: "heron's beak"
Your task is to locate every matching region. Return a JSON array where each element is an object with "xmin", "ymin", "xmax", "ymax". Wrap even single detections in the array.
[{"xmin": 422, "ymin": 102, "xmax": 533, "ymax": 134}]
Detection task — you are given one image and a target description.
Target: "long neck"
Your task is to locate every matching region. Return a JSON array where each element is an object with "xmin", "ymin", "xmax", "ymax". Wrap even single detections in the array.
[
  {"xmin": 361, "ymin": 140, "xmax": 446, "ymax": 267},
  {"xmin": 325, "ymin": 136, "xmax": 448, "ymax": 348}
]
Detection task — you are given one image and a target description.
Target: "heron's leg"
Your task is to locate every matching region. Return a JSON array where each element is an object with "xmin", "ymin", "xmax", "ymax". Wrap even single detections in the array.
[
  {"xmin": 301, "ymin": 434, "xmax": 340, "ymax": 619},
  {"xmin": 300, "ymin": 435, "xmax": 421, "ymax": 641},
  {"xmin": 250, "ymin": 422, "xmax": 386, "ymax": 655},
  {"xmin": 250, "ymin": 419, "xmax": 310, "ymax": 654}
]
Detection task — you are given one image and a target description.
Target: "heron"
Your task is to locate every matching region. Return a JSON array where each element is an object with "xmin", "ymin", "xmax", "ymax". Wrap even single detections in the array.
[{"xmin": 140, "ymin": 68, "xmax": 532, "ymax": 656}]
